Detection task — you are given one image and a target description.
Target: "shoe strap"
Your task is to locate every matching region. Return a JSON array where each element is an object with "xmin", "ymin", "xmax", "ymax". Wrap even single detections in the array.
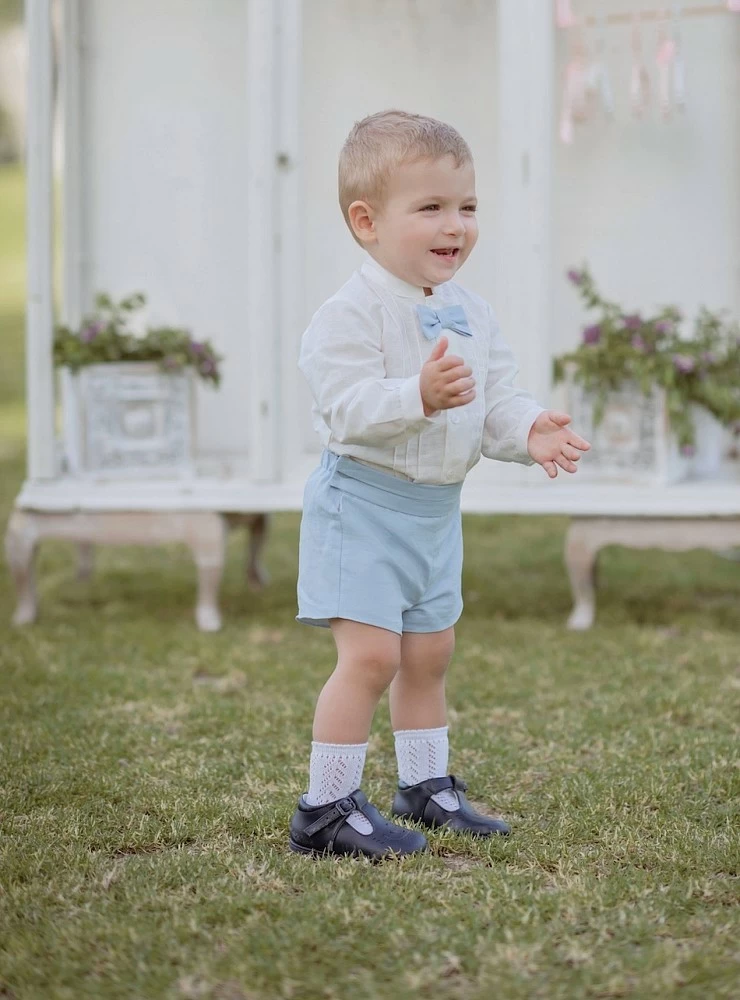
[
  {"xmin": 415, "ymin": 775, "xmax": 468, "ymax": 795},
  {"xmin": 304, "ymin": 791, "xmax": 366, "ymax": 838}
]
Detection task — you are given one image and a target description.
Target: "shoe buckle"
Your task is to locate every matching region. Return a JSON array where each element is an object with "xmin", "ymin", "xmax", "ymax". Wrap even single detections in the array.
[{"xmin": 336, "ymin": 797, "xmax": 355, "ymax": 816}]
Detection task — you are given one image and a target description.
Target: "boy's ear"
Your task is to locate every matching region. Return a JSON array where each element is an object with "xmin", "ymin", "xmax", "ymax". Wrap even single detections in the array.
[{"xmin": 348, "ymin": 200, "xmax": 377, "ymax": 245}]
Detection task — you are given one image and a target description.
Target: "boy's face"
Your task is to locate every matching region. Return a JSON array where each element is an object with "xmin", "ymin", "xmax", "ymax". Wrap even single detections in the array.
[{"xmin": 350, "ymin": 155, "xmax": 478, "ymax": 289}]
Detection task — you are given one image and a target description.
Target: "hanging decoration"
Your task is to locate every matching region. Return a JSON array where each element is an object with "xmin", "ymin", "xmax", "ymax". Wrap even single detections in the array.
[
  {"xmin": 555, "ymin": 0, "xmax": 579, "ymax": 28},
  {"xmin": 559, "ymin": 29, "xmax": 590, "ymax": 144},
  {"xmin": 630, "ymin": 13, "xmax": 651, "ymax": 118},
  {"xmin": 555, "ymin": 0, "xmax": 735, "ymax": 141},
  {"xmin": 586, "ymin": 7, "xmax": 615, "ymax": 118}
]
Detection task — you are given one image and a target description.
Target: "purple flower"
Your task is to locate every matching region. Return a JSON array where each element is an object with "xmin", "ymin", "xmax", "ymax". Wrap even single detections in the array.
[
  {"xmin": 567, "ymin": 269, "xmax": 585, "ymax": 286},
  {"xmin": 200, "ymin": 359, "xmax": 216, "ymax": 375},
  {"xmin": 673, "ymin": 354, "xmax": 696, "ymax": 374},
  {"xmin": 701, "ymin": 351, "xmax": 718, "ymax": 365},
  {"xmin": 655, "ymin": 320, "xmax": 673, "ymax": 335},
  {"xmin": 623, "ymin": 313, "xmax": 642, "ymax": 330},
  {"xmin": 80, "ymin": 321, "xmax": 104, "ymax": 343},
  {"xmin": 631, "ymin": 334, "xmax": 647, "ymax": 352},
  {"xmin": 582, "ymin": 324, "xmax": 601, "ymax": 345},
  {"xmin": 189, "ymin": 340, "xmax": 205, "ymax": 355},
  {"xmin": 681, "ymin": 444, "xmax": 696, "ymax": 457}
]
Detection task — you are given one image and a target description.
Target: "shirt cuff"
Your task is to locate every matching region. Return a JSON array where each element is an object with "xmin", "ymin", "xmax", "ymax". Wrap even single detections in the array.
[
  {"xmin": 400, "ymin": 374, "xmax": 437, "ymax": 425},
  {"xmin": 516, "ymin": 406, "xmax": 546, "ymax": 466}
]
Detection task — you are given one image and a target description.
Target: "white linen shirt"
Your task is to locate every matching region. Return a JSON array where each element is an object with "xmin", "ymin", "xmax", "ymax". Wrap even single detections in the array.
[{"xmin": 298, "ymin": 256, "xmax": 545, "ymax": 485}]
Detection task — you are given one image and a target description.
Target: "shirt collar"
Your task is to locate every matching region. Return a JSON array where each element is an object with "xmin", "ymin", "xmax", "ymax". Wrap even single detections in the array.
[{"xmin": 360, "ymin": 256, "xmax": 445, "ymax": 303}]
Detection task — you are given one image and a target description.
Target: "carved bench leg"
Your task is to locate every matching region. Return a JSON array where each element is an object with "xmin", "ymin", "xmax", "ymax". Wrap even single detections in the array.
[
  {"xmin": 5, "ymin": 510, "xmax": 39, "ymax": 626},
  {"xmin": 77, "ymin": 542, "xmax": 95, "ymax": 581},
  {"xmin": 185, "ymin": 513, "xmax": 227, "ymax": 632},
  {"xmin": 244, "ymin": 513, "xmax": 270, "ymax": 590},
  {"xmin": 565, "ymin": 521, "xmax": 600, "ymax": 631}
]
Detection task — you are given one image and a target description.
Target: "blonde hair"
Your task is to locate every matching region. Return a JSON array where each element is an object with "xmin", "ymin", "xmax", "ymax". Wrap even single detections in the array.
[{"xmin": 338, "ymin": 110, "xmax": 473, "ymax": 241}]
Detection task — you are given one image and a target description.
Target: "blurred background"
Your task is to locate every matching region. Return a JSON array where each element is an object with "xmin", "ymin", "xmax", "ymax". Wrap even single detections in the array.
[
  {"xmin": 2, "ymin": 0, "xmax": 738, "ymax": 486},
  {"xmin": 2, "ymin": 6, "xmax": 739, "ymax": 996}
]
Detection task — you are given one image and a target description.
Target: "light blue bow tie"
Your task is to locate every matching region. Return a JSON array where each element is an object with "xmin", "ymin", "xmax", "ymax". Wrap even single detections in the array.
[{"xmin": 416, "ymin": 303, "xmax": 472, "ymax": 341}]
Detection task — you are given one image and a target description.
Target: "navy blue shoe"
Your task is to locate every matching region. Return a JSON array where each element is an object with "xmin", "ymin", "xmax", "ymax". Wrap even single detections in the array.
[
  {"xmin": 392, "ymin": 775, "xmax": 511, "ymax": 837},
  {"xmin": 289, "ymin": 789, "xmax": 428, "ymax": 859}
]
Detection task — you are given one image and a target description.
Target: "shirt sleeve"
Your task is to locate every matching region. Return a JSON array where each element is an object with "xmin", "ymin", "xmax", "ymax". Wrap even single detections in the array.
[
  {"xmin": 298, "ymin": 299, "xmax": 436, "ymax": 448},
  {"xmin": 481, "ymin": 305, "xmax": 546, "ymax": 465}
]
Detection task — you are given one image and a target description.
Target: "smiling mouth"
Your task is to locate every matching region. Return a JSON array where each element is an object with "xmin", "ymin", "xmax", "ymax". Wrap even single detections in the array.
[{"xmin": 430, "ymin": 248, "xmax": 460, "ymax": 260}]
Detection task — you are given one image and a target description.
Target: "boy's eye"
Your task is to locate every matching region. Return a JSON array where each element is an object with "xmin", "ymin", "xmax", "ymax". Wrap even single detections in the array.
[
  {"xmin": 421, "ymin": 204, "xmax": 440, "ymax": 211},
  {"xmin": 463, "ymin": 205, "xmax": 477, "ymax": 213}
]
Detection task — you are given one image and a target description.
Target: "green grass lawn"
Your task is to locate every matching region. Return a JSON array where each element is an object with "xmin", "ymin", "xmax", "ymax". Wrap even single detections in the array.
[{"xmin": 1, "ymin": 163, "xmax": 738, "ymax": 999}]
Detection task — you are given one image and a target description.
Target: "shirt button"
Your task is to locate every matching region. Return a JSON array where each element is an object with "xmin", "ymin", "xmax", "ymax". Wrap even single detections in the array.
[{"xmin": 450, "ymin": 413, "xmax": 460, "ymax": 424}]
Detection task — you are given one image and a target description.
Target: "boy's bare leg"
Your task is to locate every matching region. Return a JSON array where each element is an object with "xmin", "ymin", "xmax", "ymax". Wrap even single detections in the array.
[
  {"xmin": 388, "ymin": 627, "xmax": 455, "ymax": 731},
  {"xmin": 312, "ymin": 619, "xmax": 401, "ymax": 743},
  {"xmin": 389, "ymin": 627, "xmax": 460, "ymax": 811},
  {"xmin": 304, "ymin": 619, "xmax": 401, "ymax": 833}
]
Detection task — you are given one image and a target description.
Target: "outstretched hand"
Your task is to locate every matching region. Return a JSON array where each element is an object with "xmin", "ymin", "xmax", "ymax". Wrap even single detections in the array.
[
  {"xmin": 527, "ymin": 411, "xmax": 591, "ymax": 479},
  {"xmin": 419, "ymin": 336, "xmax": 476, "ymax": 416}
]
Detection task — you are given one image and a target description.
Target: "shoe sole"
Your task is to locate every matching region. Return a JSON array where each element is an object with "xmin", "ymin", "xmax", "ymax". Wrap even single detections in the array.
[
  {"xmin": 288, "ymin": 837, "xmax": 426, "ymax": 860},
  {"xmin": 392, "ymin": 811, "xmax": 510, "ymax": 837}
]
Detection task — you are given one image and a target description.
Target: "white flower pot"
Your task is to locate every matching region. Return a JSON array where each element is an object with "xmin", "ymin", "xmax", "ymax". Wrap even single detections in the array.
[
  {"xmin": 60, "ymin": 362, "xmax": 195, "ymax": 478},
  {"xmin": 690, "ymin": 405, "xmax": 727, "ymax": 479},
  {"xmin": 566, "ymin": 382, "xmax": 692, "ymax": 485}
]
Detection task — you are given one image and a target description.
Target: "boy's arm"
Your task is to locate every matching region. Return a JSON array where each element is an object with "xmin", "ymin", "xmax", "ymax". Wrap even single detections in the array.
[
  {"xmin": 481, "ymin": 306, "xmax": 546, "ymax": 465},
  {"xmin": 298, "ymin": 300, "xmax": 436, "ymax": 448}
]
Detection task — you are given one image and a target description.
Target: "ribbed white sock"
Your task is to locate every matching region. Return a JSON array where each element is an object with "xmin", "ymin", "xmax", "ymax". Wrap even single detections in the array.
[
  {"xmin": 304, "ymin": 740, "xmax": 373, "ymax": 834},
  {"xmin": 394, "ymin": 725, "xmax": 460, "ymax": 812}
]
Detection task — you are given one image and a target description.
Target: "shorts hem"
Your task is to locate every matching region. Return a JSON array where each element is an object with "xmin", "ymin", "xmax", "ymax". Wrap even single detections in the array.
[
  {"xmin": 401, "ymin": 608, "xmax": 463, "ymax": 634},
  {"xmin": 296, "ymin": 609, "xmax": 402, "ymax": 635}
]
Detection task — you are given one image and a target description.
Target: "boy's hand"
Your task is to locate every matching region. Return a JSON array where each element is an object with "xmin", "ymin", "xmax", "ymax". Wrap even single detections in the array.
[
  {"xmin": 527, "ymin": 410, "xmax": 591, "ymax": 479},
  {"xmin": 420, "ymin": 336, "xmax": 476, "ymax": 417}
]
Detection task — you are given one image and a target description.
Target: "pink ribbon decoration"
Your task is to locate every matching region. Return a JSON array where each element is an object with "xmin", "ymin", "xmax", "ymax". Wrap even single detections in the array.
[
  {"xmin": 559, "ymin": 43, "xmax": 589, "ymax": 143},
  {"xmin": 555, "ymin": 0, "xmax": 578, "ymax": 28},
  {"xmin": 656, "ymin": 19, "xmax": 676, "ymax": 119},
  {"xmin": 630, "ymin": 16, "xmax": 650, "ymax": 118}
]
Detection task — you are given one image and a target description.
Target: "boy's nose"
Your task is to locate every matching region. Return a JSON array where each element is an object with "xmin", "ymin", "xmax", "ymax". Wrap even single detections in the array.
[{"xmin": 443, "ymin": 213, "xmax": 466, "ymax": 237}]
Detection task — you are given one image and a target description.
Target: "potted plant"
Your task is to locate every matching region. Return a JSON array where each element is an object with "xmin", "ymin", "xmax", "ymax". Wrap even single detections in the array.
[
  {"xmin": 553, "ymin": 267, "xmax": 740, "ymax": 484},
  {"xmin": 54, "ymin": 293, "xmax": 223, "ymax": 477}
]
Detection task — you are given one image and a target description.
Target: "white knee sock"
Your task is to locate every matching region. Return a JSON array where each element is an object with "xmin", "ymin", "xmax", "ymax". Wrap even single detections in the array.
[
  {"xmin": 394, "ymin": 725, "xmax": 460, "ymax": 812},
  {"xmin": 304, "ymin": 740, "xmax": 373, "ymax": 834}
]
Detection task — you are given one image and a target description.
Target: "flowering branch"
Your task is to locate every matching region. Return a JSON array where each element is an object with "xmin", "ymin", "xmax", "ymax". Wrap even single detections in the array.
[
  {"xmin": 54, "ymin": 293, "xmax": 223, "ymax": 387},
  {"xmin": 554, "ymin": 266, "xmax": 740, "ymax": 448}
]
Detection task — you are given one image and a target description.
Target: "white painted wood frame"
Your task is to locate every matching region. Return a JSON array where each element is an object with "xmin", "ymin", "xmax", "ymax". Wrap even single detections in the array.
[
  {"xmin": 495, "ymin": 0, "xmax": 555, "ymax": 410},
  {"xmin": 245, "ymin": 0, "xmax": 279, "ymax": 482},
  {"xmin": 24, "ymin": 0, "xmax": 56, "ymax": 480}
]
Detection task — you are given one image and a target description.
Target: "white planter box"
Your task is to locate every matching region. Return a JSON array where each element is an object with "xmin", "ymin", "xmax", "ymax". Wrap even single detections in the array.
[
  {"xmin": 60, "ymin": 363, "xmax": 195, "ymax": 478},
  {"xmin": 690, "ymin": 404, "xmax": 728, "ymax": 480},
  {"xmin": 567, "ymin": 383, "xmax": 691, "ymax": 485}
]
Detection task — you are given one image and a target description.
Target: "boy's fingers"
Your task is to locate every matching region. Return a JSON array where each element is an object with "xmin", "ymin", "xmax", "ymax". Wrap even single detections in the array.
[
  {"xmin": 562, "ymin": 445, "xmax": 582, "ymax": 461},
  {"xmin": 449, "ymin": 388, "xmax": 476, "ymax": 406},
  {"xmin": 429, "ymin": 336, "xmax": 449, "ymax": 360},
  {"xmin": 555, "ymin": 455, "xmax": 578, "ymax": 474},
  {"xmin": 437, "ymin": 355, "xmax": 466, "ymax": 372},
  {"xmin": 548, "ymin": 410, "xmax": 572, "ymax": 427},
  {"xmin": 447, "ymin": 377, "xmax": 476, "ymax": 397},
  {"xmin": 543, "ymin": 461, "xmax": 558, "ymax": 479},
  {"xmin": 568, "ymin": 434, "xmax": 591, "ymax": 451}
]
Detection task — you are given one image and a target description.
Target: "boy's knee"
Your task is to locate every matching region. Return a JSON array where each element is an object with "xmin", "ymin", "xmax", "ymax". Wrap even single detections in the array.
[{"xmin": 347, "ymin": 648, "xmax": 400, "ymax": 693}]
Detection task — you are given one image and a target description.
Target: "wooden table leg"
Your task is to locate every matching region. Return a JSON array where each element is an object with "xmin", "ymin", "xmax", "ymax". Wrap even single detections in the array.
[
  {"xmin": 4, "ymin": 510, "xmax": 40, "ymax": 625},
  {"xmin": 563, "ymin": 517, "xmax": 740, "ymax": 630},
  {"xmin": 565, "ymin": 519, "xmax": 600, "ymax": 630},
  {"xmin": 184, "ymin": 512, "xmax": 227, "ymax": 632},
  {"xmin": 5, "ymin": 509, "xmax": 227, "ymax": 632}
]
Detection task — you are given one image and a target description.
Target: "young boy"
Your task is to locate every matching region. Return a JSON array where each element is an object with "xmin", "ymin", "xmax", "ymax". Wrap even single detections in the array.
[{"xmin": 289, "ymin": 110, "xmax": 590, "ymax": 859}]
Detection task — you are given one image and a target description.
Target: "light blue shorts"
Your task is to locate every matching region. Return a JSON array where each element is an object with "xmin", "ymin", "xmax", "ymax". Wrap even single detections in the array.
[{"xmin": 296, "ymin": 450, "xmax": 463, "ymax": 635}]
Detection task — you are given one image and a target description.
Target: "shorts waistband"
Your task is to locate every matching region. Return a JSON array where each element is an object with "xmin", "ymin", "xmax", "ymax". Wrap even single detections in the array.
[{"xmin": 321, "ymin": 450, "xmax": 462, "ymax": 516}]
